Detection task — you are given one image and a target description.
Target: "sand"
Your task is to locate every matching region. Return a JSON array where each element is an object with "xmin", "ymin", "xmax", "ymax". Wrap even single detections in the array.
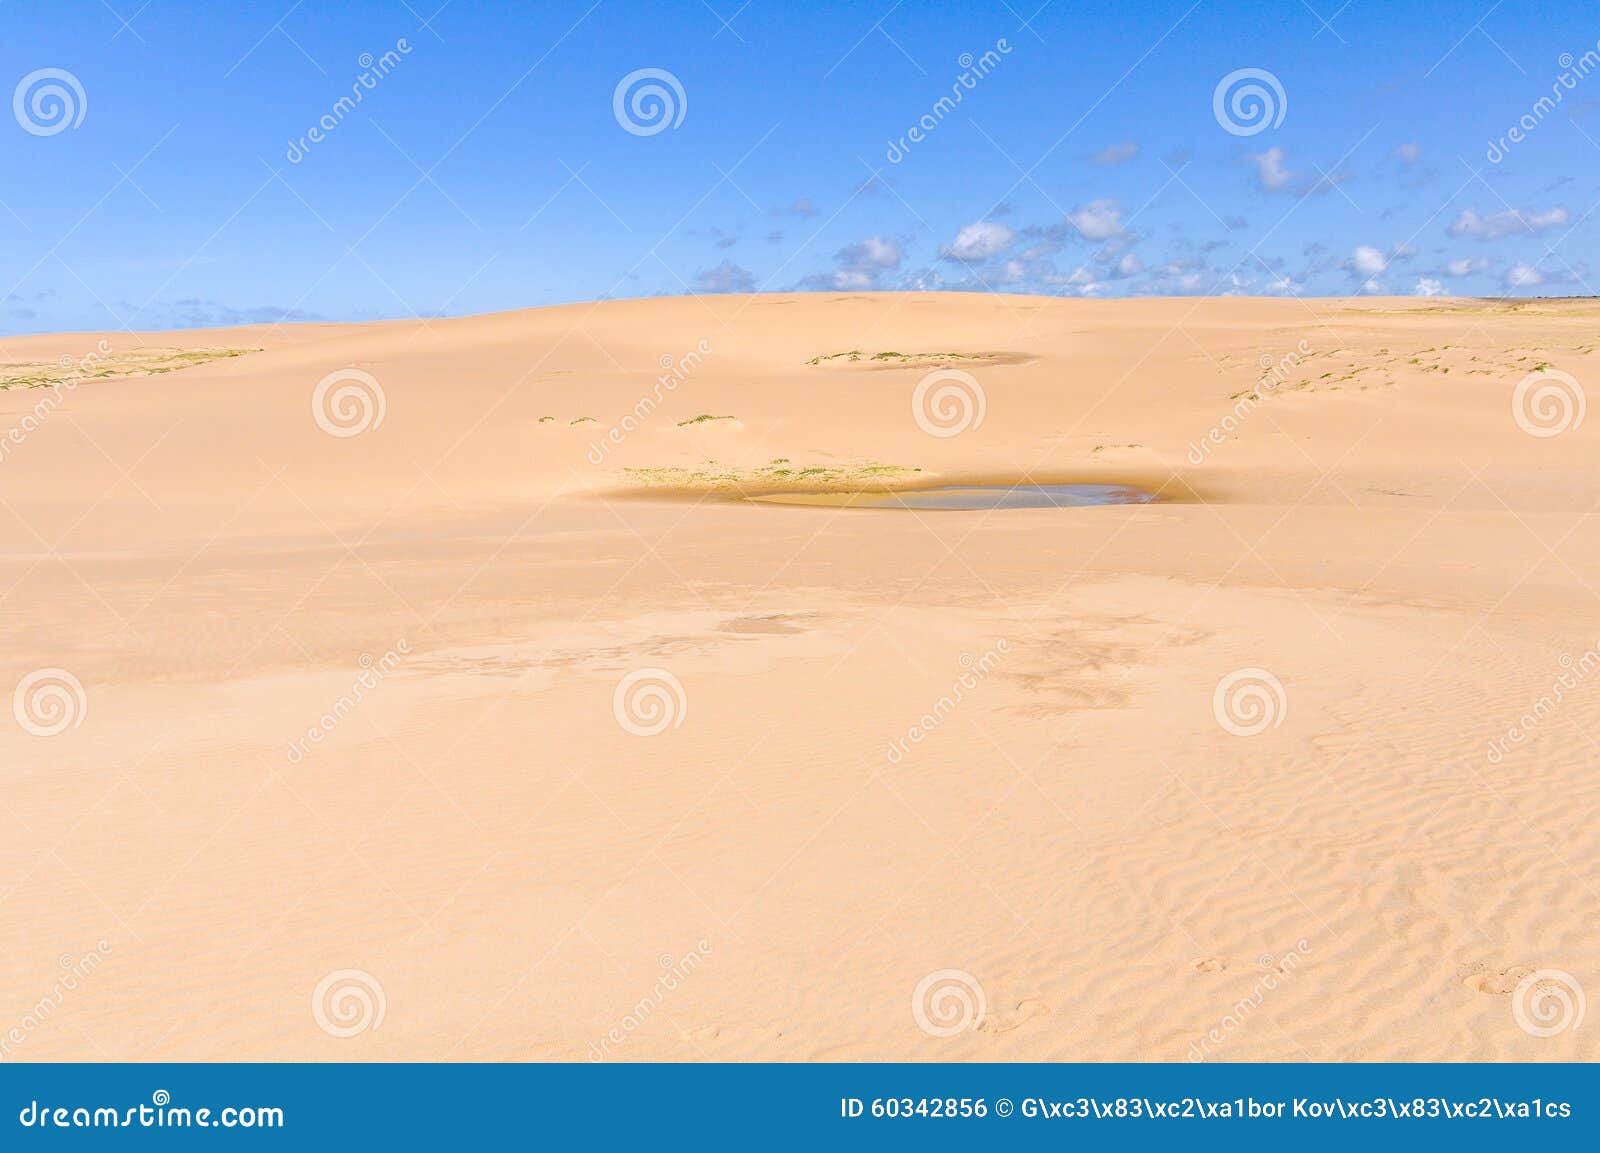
[{"xmin": 1, "ymin": 291, "xmax": 1595, "ymax": 1061}]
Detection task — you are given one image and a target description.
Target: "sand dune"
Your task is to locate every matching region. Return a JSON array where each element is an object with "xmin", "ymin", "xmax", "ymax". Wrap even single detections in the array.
[{"xmin": 1, "ymin": 292, "xmax": 1595, "ymax": 1060}]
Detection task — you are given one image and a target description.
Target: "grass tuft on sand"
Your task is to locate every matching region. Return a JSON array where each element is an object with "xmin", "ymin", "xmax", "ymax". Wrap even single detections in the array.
[
  {"xmin": 806, "ymin": 348, "xmax": 1005, "ymax": 368},
  {"xmin": 0, "ymin": 347, "xmax": 259, "ymax": 391},
  {"xmin": 619, "ymin": 459, "xmax": 922, "ymax": 495}
]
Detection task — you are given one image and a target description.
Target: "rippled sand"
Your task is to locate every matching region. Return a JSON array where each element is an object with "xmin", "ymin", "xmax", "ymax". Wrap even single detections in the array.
[{"xmin": 1, "ymin": 292, "xmax": 1595, "ymax": 1060}]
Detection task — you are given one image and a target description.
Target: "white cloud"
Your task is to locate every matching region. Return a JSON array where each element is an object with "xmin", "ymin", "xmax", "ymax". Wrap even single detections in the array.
[
  {"xmin": 844, "ymin": 235, "xmax": 901, "ymax": 267},
  {"xmin": 1352, "ymin": 246, "xmax": 1389, "ymax": 276},
  {"xmin": 695, "ymin": 261, "xmax": 756, "ymax": 294},
  {"xmin": 1505, "ymin": 263, "xmax": 1544, "ymax": 288},
  {"xmin": 1064, "ymin": 266, "xmax": 1109, "ymax": 295},
  {"xmin": 943, "ymin": 221, "xmax": 1014, "ymax": 262},
  {"xmin": 801, "ymin": 235, "xmax": 903, "ymax": 292},
  {"xmin": 1413, "ymin": 277, "xmax": 1444, "ymax": 297},
  {"xmin": 822, "ymin": 235, "xmax": 902, "ymax": 290},
  {"xmin": 1251, "ymin": 146, "xmax": 1295, "ymax": 192},
  {"xmin": 1066, "ymin": 199, "xmax": 1124, "ymax": 240},
  {"xmin": 1114, "ymin": 252, "xmax": 1143, "ymax": 278},
  {"xmin": 1446, "ymin": 257, "xmax": 1489, "ymax": 277},
  {"xmin": 1092, "ymin": 141, "xmax": 1139, "ymax": 165},
  {"xmin": 1391, "ymin": 142, "xmax": 1421, "ymax": 166},
  {"xmin": 1361, "ymin": 278, "xmax": 1385, "ymax": 294},
  {"xmin": 1448, "ymin": 206, "xmax": 1569, "ymax": 241},
  {"xmin": 831, "ymin": 270, "xmax": 875, "ymax": 290}
]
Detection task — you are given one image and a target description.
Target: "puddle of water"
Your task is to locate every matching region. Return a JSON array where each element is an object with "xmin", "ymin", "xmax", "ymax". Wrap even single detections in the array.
[{"xmin": 748, "ymin": 483, "xmax": 1156, "ymax": 510}]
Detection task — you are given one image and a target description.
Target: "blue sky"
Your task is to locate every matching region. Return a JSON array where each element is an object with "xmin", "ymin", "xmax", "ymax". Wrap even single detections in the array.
[{"xmin": 2, "ymin": 0, "xmax": 1597, "ymax": 334}]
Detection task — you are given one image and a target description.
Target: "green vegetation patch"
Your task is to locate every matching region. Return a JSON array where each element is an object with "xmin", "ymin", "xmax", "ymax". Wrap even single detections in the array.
[
  {"xmin": 0, "ymin": 346, "xmax": 260, "ymax": 391},
  {"xmin": 620, "ymin": 459, "xmax": 922, "ymax": 494}
]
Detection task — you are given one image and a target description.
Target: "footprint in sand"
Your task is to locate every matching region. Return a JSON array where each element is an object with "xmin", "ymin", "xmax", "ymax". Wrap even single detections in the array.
[
  {"xmin": 977, "ymin": 999, "xmax": 1051, "ymax": 1035},
  {"xmin": 1458, "ymin": 962, "xmax": 1535, "ymax": 995},
  {"xmin": 1191, "ymin": 957, "xmax": 1227, "ymax": 973}
]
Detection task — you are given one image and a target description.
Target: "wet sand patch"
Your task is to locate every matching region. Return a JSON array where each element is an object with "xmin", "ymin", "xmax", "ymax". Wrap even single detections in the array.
[{"xmin": 748, "ymin": 483, "xmax": 1157, "ymax": 510}]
